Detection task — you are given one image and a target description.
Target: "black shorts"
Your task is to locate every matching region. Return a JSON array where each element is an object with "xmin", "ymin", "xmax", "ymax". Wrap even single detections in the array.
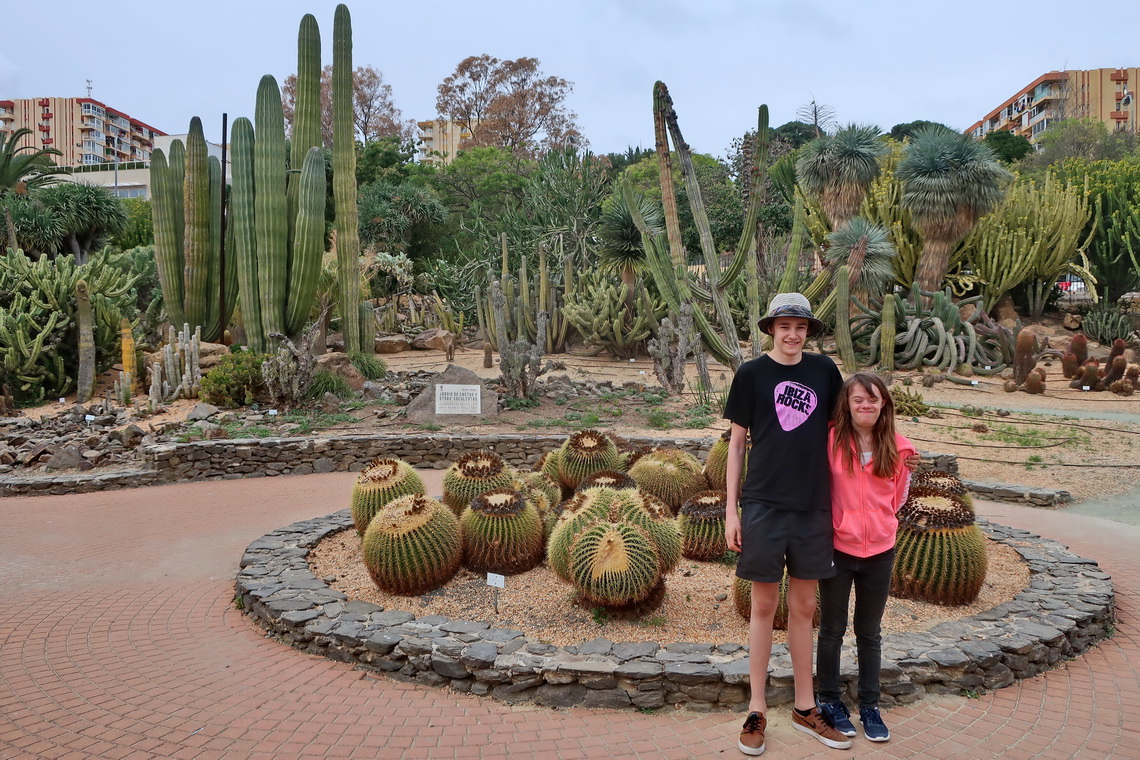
[{"xmin": 735, "ymin": 502, "xmax": 836, "ymax": 583}]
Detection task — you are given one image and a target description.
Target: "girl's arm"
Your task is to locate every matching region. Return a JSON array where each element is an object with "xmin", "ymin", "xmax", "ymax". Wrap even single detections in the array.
[
  {"xmin": 894, "ymin": 446, "xmax": 917, "ymax": 511},
  {"xmin": 724, "ymin": 423, "xmax": 748, "ymax": 552}
]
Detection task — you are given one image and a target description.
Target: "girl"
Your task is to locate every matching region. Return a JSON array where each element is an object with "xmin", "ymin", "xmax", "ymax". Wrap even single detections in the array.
[{"xmin": 816, "ymin": 372, "xmax": 915, "ymax": 743}]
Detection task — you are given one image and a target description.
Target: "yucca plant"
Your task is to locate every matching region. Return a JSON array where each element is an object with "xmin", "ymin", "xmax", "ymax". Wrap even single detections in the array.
[
  {"xmin": 597, "ymin": 188, "xmax": 664, "ymax": 303},
  {"xmin": 899, "ymin": 127, "xmax": 1011, "ymax": 294},
  {"xmin": 825, "ymin": 216, "xmax": 896, "ymax": 305},
  {"xmin": 796, "ymin": 123, "xmax": 886, "ymax": 231}
]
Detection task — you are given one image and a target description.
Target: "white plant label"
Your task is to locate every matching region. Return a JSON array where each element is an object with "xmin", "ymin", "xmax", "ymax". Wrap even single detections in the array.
[
  {"xmin": 985, "ymin": 366, "xmax": 991, "ymax": 370},
  {"xmin": 486, "ymin": 573, "xmax": 505, "ymax": 589},
  {"xmin": 59, "ymin": 398, "xmax": 66, "ymax": 404},
  {"xmin": 1082, "ymin": 386, "xmax": 1090, "ymax": 391},
  {"xmin": 970, "ymin": 380, "xmax": 978, "ymax": 386},
  {"xmin": 84, "ymin": 414, "xmax": 95, "ymax": 421},
  {"xmin": 268, "ymin": 409, "xmax": 278, "ymax": 416}
]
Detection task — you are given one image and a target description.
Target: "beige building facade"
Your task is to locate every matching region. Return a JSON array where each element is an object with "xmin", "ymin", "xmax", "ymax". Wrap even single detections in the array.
[
  {"xmin": 416, "ymin": 119, "xmax": 473, "ymax": 165},
  {"xmin": 967, "ymin": 68, "xmax": 1138, "ymax": 144}
]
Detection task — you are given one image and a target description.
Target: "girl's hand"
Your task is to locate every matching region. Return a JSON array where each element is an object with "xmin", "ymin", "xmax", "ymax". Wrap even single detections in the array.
[
  {"xmin": 725, "ymin": 513, "xmax": 742, "ymax": 552},
  {"xmin": 904, "ymin": 454, "xmax": 921, "ymax": 472}
]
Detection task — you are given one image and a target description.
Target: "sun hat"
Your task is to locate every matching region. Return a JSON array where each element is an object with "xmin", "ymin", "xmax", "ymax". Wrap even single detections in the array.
[{"xmin": 757, "ymin": 292, "xmax": 824, "ymax": 337}]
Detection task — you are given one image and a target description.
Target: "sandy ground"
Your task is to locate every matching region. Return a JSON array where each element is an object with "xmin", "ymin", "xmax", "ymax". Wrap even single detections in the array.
[{"xmin": 309, "ymin": 525, "xmax": 1028, "ymax": 648}]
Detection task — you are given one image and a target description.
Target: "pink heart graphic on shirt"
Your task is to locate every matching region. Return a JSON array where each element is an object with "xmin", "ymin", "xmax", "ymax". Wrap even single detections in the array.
[{"xmin": 774, "ymin": 381, "xmax": 817, "ymax": 431}]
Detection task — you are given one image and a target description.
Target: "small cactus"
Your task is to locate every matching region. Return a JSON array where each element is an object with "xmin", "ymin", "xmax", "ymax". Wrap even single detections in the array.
[
  {"xmin": 678, "ymin": 491, "xmax": 728, "ymax": 561},
  {"xmin": 703, "ymin": 430, "xmax": 748, "ymax": 491},
  {"xmin": 442, "ymin": 450, "xmax": 515, "ymax": 515},
  {"xmin": 1070, "ymin": 333, "xmax": 1088, "ymax": 364},
  {"xmin": 460, "ymin": 488, "xmax": 545, "ymax": 575},
  {"xmin": 1060, "ymin": 352, "xmax": 1078, "ymax": 379},
  {"xmin": 361, "ymin": 493, "xmax": 461, "ymax": 596},
  {"xmin": 350, "ymin": 457, "xmax": 426, "ymax": 534},
  {"xmin": 557, "ymin": 429, "xmax": 622, "ymax": 491}
]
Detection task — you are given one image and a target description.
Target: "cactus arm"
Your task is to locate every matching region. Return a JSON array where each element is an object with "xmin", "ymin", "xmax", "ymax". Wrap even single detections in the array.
[
  {"xmin": 834, "ymin": 265, "xmax": 857, "ymax": 371},
  {"xmin": 724, "ymin": 104, "xmax": 770, "ymax": 287},
  {"xmin": 181, "ymin": 118, "xmax": 212, "ymax": 333},
  {"xmin": 255, "ymin": 75, "xmax": 288, "ymax": 338},
  {"xmin": 333, "ymin": 4, "xmax": 363, "ymax": 353},
  {"xmin": 229, "ymin": 117, "xmax": 264, "ymax": 352},
  {"xmin": 149, "ymin": 150, "xmax": 187, "ymax": 328},
  {"xmin": 652, "ymin": 82, "xmax": 687, "ymax": 269},
  {"xmin": 284, "ymin": 146, "xmax": 327, "ymax": 337}
]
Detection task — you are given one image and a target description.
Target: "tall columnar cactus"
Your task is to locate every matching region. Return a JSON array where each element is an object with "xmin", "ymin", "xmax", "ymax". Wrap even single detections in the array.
[
  {"xmin": 255, "ymin": 75, "xmax": 288, "ymax": 339},
  {"xmin": 351, "ymin": 458, "xmax": 426, "ymax": 535},
  {"xmin": 333, "ymin": 3, "xmax": 365, "ymax": 353},
  {"xmin": 283, "ymin": 147, "xmax": 327, "ymax": 337},
  {"xmin": 879, "ymin": 294, "xmax": 896, "ymax": 372},
  {"xmin": 149, "ymin": 118, "xmax": 234, "ymax": 343},
  {"xmin": 361, "ymin": 494, "xmax": 461, "ymax": 596},
  {"xmin": 289, "ymin": 13, "xmax": 323, "ymax": 227},
  {"xmin": 75, "ymin": 279, "xmax": 94, "ymax": 403},
  {"xmin": 834, "ymin": 264, "xmax": 858, "ymax": 371},
  {"xmin": 229, "ymin": 117, "xmax": 263, "ymax": 351}
]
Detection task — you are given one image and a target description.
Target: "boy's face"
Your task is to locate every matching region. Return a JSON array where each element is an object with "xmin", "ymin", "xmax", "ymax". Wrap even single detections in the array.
[{"xmin": 770, "ymin": 317, "xmax": 809, "ymax": 360}]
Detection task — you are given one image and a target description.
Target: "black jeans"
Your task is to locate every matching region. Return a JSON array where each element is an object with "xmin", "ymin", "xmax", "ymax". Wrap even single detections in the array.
[{"xmin": 816, "ymin": 547, "xmax": 895, "ymax": 707}]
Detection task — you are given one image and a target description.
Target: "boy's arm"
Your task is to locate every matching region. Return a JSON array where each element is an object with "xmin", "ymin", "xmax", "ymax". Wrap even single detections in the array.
[{"xmin": 724, "ymin": 423, "xmax": 748, "ymax": 552}]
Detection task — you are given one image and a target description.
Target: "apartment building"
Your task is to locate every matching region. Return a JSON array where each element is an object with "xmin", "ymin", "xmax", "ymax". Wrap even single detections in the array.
[
  {"xmin": 0, "ymin": 96, "xmax": 166, "ymax": 170},
  {"xmin": 416, "ymin": 119, "xmax": 473, "ymax": 166},
  {"xmin": 966, "ymin": 68, "xmax": 1138, "ymax": 144}
]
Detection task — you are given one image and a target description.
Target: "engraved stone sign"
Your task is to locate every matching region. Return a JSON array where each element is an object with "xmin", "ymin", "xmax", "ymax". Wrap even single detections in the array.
[
  {"xmin": 405, "ymin": 364, "xmax": 498, "ymax": 423},
  {"xmin": 435, "ymin": 384, "xmax": 481, "ymax": 415}
]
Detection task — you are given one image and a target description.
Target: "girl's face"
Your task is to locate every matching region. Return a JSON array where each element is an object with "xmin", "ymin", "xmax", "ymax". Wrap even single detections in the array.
[{"xmin": 848, "ymin": 382, "xmax": 884, "ymax": 430}]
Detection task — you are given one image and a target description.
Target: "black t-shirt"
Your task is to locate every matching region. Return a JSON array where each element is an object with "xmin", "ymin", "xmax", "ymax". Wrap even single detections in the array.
[{"xmin": 722, "ymin": 353, "xmax": 843, "ymax": 511}]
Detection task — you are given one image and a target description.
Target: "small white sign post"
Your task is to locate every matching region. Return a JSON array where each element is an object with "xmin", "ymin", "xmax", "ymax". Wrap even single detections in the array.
[
  {"xmin": 435, "ymin": 384, "xmax": 482, "ymax": 415},
  {"xmin": 486, "ymin": 572, "xmax": 505, "ymax": 614}
]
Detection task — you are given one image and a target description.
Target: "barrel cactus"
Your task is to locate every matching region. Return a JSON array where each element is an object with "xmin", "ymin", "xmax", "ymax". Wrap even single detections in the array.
[
  {"xmin": 567, "ymin": 520, "xmax": 663, "ymax": 608},
  {"xmin": 442, "ymin": 450, "xmax": 515, "ymax": 515},
  {"xmin": 703, "ymin": 430, "xmax": 748, "ymax": 490},
  {"xmin": 628, "ymin": 448, "xmax": 706, "ymax": 513},
  {"xmin": 557, "ymin": 429, "xmax": 622, "ymax": 490},
  {"xmin": 575, "ymin": 469, "xmax": 638, "ymax": 494},
  {"xmin": 350, "ymin": 457, "xmax": 426, "ymax": 534},
  {"xmin": 460, "ymin": 488, "xmax": 545, "ymax": 575},
  {"xmin": 361, "ymin": 493, "xmax": 461, "ymax": 596},
  {"xmin": 678, "ymin": 491, "xmax": 728, "ymax": 561},
  {"xmin": 514, "ymin": 471, "xmax": 561, "ymax": 517},
  {"xmin": 732, "ymin": 572, "xmax": 819, "ymax": 630},
  {"xmin": 909, "ymin": 470, "xmax": 973, "ymax": 510},
  {"xmin": 892, "ymin": 489, "xmax": 988, "ymax": 606}
]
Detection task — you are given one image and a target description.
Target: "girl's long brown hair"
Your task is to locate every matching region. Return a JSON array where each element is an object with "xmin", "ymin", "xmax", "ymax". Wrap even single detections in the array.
[{"xmin": 831, "ymin": 372, "xmax": 898, "ymax": 479}]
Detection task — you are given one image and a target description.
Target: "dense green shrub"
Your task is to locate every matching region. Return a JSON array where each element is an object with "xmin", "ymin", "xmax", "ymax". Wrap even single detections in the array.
[
  {"xmin": 307, "ymin": 369, "xmax": 354, "ymax": 399},
  {"xmin": 348, "ymin": 350, "xmax": 386, "ymax": 380},
  {"xmin": 200, "ymin": 351, "xmax": 270, "ymax": 407}
]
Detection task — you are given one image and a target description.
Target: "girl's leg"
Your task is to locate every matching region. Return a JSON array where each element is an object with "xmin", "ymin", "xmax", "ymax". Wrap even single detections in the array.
[
  {"xmin": 748, "ymin": 581, "xmax": 779, "ymax": 714},
  {"xmin": 786, "ymin": 576, "xmax": 819, "ymax": 711},
  {"xmin": 851, "ymin": 549, "xmax": 895, "ymax": 708},
  {"xmin": 817, "ymin": 553, "xmax": 856, "ymax": 704}
]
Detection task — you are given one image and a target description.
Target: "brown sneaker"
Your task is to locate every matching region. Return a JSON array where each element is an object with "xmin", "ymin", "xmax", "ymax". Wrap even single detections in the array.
[
  {"xmin": 792, "ymin": 706, "xmax": 853, "ymax": 750},
  {"xmin": 737, "ymin": 711, "xmax": 766, "ymax": 756}
]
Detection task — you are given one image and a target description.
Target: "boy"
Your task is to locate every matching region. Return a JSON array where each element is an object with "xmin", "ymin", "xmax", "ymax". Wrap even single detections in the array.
[{"xmin": 724, "ymin": 292, "xmax": 851, "ymax": 754}]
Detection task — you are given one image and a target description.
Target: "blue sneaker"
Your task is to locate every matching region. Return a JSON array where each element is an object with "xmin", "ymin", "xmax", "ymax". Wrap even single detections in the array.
[
  {"xmin": 860, "ymin": 706, "xmax": 890, "ymax": 742},
  {"xmin": 818, "ymin": 700, "xmax": 856, "ymax": 738}
]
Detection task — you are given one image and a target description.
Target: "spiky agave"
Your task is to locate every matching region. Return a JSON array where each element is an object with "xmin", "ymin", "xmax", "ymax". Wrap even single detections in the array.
[
  {"xmin": 628, "ymin": 448, "xmax": 706, "ymax": 513},
  {"xmin": 442, "ymin": 450, "xmax": 515, "ymax": 515},
  {"xmin": 460, "ymin": 488, "xmax": 545, "ymax": 575},
  {"xmin": 350, "ymin": 457, "xmax": 426, "ymax": 534},
  {"xmin": 361, "ymin": 493, "xmax": 461, "ymax": 596},
  {"xmin": 556, "ymin": 429, "xmax": 622, "ymax": 491},
  {"xmin": 678, "ymin": 491, "xmax": 729, "ymax": 561}
]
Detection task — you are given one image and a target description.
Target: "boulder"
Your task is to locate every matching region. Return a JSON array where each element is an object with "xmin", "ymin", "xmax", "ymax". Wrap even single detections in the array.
[
  {"xmin": 315, "ymin": 352, "xmax": 365, "ymax": 391},
  {"xmin": 187, "ymin": 402, "xmax": 220, "ymax": 421},
  {"xmin": 1062, "ymin": 312, "xmax": 1082, "ymax": 331},
  {"xmin": 993, "ymin": 294, "xmax": 1019, "ymax": 325},
  {"xmin": 44, "ymin": 446, "xmax": 83, "ymax": 471},
  {"xmin": 405, "ymin": 364, "xmax": 498, "ymax": 423},
  {"xmin": 198, "ymin": 341, "xmax": 230, "ymax": 357},
  {"xmin": 411, "ymin": 328, "xmax": 455, "ymax": 352},
  {"xmin": 375, "ymin": 335, "xmax": 413, "ymax": 354}
]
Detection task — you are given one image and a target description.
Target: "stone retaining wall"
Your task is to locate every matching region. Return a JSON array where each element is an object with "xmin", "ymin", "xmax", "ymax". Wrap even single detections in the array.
[
  {"xmin": 236, "ymin": 512, "xmax": 1115, "ymax": 712},
  {"xmin": 2, "ymin": 431, "xmax": 1071, "ymax": 508}
]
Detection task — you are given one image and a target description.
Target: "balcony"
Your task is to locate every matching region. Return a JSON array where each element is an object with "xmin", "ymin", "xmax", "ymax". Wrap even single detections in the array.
[
  {"xmin": 38, "ymin": 124, "xmax": 50, "ymax": 131},
  {"xmin": 1111, "ymin": 111, "xmax": 1129, "ymax": 120},
  {"xmin": 38, "ymin": 98, "xmax": 49, "ymax": 107},
  {"xmin": 1111, "ymin": 70, "xmax": 1128, "ymax": 82},
  {"xmin": 42, "ymin": 112, "xmax": 52, "ymax": 119}
]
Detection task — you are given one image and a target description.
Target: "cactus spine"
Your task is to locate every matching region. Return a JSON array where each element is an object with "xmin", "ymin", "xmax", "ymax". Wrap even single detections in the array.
[
  {"xmin": 333, "ymin": 3, "xmax": 364, "ymax": 353},
  {"xmin": 75, "ymin": 279, "xmax": 94, "ymax": 403}
]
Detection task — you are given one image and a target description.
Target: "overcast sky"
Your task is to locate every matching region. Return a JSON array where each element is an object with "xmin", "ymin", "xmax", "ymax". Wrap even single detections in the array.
[{"xmin": 3, "ymin": 0, "xmax": 1138, "ymax": 158}]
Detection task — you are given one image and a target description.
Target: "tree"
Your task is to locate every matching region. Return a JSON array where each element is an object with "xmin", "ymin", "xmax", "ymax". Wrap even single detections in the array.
[
  {"xmin": 358, "ymin": 180, "xmax": 447, "ymax": 257},
  {"xmin": 796, "ymin": 123, "xmax": 886, "ymax": 231},
  {"xmin": 773, "ymin": 120, "xmax": 818, "ymax": 148},
  {"xmin": 1026, "ymin": 118, "xmax": 1139, "ymax": 167},
  {"xmin": 436, "ymin": 55, "xmax": 583, "ymax": 156},
  {"xmin": 899, "ymin": 127, "xmax": 1011, "ymax": 294},
  {"xmin": 796, "ymin": 99, "xmax": 837, "ymax": 138},
  {"xmin": 604, "ymin": 146, "xmax": 654, "ymax": 177},
  {"xmin": 356, "ymin": 136, "xmax": 417, "ymax": 186},
  {"xmin": 983, "ymin": 130, "xmax": 1034, "ymax": 164},
  {"xmin": 282, "ymin": 64, "xmax": 413, "ymax": 146},
  {"xmin": 889, "ymin": 120, "xmax": 956, "ymax": 141},
  {"xmin": 5, "ymin": 183, "xmax": 127, "ymax": 262},
  {"xmin": 0, "ymin": 127, "xmax": 62, "ymax": 195}
]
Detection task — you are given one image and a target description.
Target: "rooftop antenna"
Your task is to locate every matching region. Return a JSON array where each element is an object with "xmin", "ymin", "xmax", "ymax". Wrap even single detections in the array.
[{"xmin": 86, "ymin": 79, "xmax": 93, "ymax": 97}]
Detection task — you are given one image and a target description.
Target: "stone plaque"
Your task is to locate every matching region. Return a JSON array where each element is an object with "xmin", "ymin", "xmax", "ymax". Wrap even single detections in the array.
[{"xmin": 435, "ymin": 384, "xmax": 481, "ymax": 415}]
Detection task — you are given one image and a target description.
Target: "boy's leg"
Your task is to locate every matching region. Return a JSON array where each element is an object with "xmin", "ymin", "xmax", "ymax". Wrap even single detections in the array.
[
  {"xmin": 747, "ymin": 581, "xmax": 779, "ymax": 714},
  {"xmin": 785, "ymin": 576, "xmax": 820, "ymax": 711},
  {"xmin": 817, "ymin": 554, "xmax": 856, "ymax": 704}
]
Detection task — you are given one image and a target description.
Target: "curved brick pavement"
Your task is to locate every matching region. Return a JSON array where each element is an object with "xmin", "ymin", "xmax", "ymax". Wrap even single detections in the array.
[{"xmin": 0, "ymin": 473, "xmax": 1136, "ymax": 760}]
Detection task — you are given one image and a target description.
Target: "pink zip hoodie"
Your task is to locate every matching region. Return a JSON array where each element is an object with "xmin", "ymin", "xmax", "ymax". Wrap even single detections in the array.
[{"xmin": 827, "ymin": 428, "xmax": 916, "ymax": 558}]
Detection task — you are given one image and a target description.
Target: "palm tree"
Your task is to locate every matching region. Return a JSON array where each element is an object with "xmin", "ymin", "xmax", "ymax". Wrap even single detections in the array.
[
  {"xmin": 34, "ymin": 182, "xmax": 128, "ymax": 264},
  {"xmin": 0, "ymin": 128, "xmax": 62, "ymax": 194},
  {"xmin": 796, "ymin": 123, "xmax": 886, "ymax": 231},
  {"xmin": 825, "ymin": 217, "xmax": 896, "ymax": 304},
  {"xmin": 898, "ymin": 127, "xmax": 1010, "ymax": 294}
]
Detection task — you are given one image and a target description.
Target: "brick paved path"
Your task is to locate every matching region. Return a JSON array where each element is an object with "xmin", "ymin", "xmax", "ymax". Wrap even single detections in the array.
[{"xmin": 1, "ymin": 473, "xmax": 1136, "ymax": 760}]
